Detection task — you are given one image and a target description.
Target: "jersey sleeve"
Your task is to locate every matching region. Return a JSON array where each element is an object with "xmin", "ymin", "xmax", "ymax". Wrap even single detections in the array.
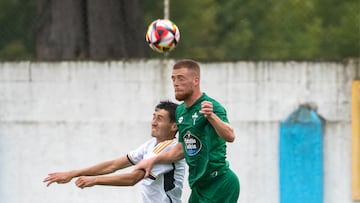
[
  {"xmin": 213, "ymin": 101, "xmax": 229, "ymax": 123},
  {"xmin": 127, "ymin": 139, "xmax": 153, "ymax": 165},
  {"xmin": 128, "ymin": 138, "xmax": 179, "ymax": 179},
  {"xmin": 149, "ymin": 140, "xmax": 180, "ymax": 178}
]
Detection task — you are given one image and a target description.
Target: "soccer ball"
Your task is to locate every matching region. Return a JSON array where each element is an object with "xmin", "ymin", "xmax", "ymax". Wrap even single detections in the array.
[{"xmin": 145, "ymin": 19, "xmax": 180, "ymax": 53}]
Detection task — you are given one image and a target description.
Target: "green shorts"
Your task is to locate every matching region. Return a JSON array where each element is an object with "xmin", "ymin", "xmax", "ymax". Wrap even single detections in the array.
[{"xmin": 189, "ymin": 169, "xmax": 240, "ymax": 203}]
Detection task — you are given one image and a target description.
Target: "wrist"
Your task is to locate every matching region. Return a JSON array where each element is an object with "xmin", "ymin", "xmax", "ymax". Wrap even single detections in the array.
[
  {"xmin": 70, "ymin": 170, "xmax": 80, "ymax": 177},
  {"xmin": 93, "ymin": 177, "xmax": 99, "ymax": 185},
  {"xmin": 206, "ymin": 112, "xmax": 216, "ymax": 120}
]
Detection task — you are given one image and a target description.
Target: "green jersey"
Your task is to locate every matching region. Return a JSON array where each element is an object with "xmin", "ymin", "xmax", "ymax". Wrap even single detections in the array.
[{"xmin": 176, "ymin": 93, "xmax": 230, "ymax": 188}]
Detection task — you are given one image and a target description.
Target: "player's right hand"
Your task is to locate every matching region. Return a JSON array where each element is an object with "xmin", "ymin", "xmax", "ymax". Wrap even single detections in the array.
[
  {"xmin": 134, "ymin": 157, "xmax": 156, "ymax": 178},
  {"xmin": 43, "ymin": 172, "xmax": 73, "ymax": 187}
]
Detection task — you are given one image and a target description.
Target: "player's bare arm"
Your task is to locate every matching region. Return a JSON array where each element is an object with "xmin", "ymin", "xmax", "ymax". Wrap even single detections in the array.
[
  {"xmin": 135, "ymin": 142, "xmax": 184, "ymax": 178},
  {"xmin": 200, "ymin": 101, "xmax": 235, "ymax": 142},
  {"xmin": 43, "ymin": 156, "xmax": 132, "ymax": 187},
  {"xmin": 75, "ymin": 169, "xmax": 145, "ymax": 189},
  {"xmin": 43, "ymin": 171, "xmax": 75, "ymax": 187}
]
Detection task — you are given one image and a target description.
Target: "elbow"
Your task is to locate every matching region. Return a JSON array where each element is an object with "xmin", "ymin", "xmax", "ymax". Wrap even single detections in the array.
[
  {"xmin": 121, "ymin": 175, "xmax": 141, "ymax": 186},
  {"xmin": 127, "ymin": 179, "xmax": 139, "ymax": 186},
  {"xmin": 222, "ymin": 127, "xmax": 235, "ymax": 142},
  {"xmin": 228, "ymin": 135, "xmax": 235, "ymax": 143},
  {"xmin": 127, "ymin": 170, "xmax": 145, "ymax": 186},
  {"xmin": 225, "ymin": 133, "xmax": 235, "ymax": 143},
  {"xmin": 225, "ymin": 130, "xmax": 235, "ymax": 143},
  {"xmin": 221, "ymin": 123, "xmax": 235, "ymax": 142}
]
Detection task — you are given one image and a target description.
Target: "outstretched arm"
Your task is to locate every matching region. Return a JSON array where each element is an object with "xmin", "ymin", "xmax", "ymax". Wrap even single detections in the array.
[
  {"xmin": 200, "ymin": 101, "xmax": 235, "ymax": 142},
  {"xmin": 43, "ymin": 156, "xmax": 132, "ymax": 187},
  {"xmin": 75, "ymin": 169, "xmax": 145, "ymax": 188},
  {"xmin": 134, "ymin": 142, "xmax": 183, "ymax": 178}
]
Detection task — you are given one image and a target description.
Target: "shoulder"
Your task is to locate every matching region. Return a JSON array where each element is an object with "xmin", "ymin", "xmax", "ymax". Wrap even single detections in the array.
[
  {"xmin": 204, "ymin": 94, "xmax": 225, "ymax": 110},
  {"xmin": 177, "ymin": 102, "xmax": 186, "ymax": 109},
  {"xmin": 176, "ymin": 102, "xmax": 186, "ymax": 113},
  {"xmin": 154, "ymin": 139, "xmax": 178, "ymax": 154},
  {"xmin": 145, "ymin": 137, "xmax": 157, "ymax": 145},
  {"xmin": 139, "ymin": 138, "xmax": 157, "ymax": 150}
]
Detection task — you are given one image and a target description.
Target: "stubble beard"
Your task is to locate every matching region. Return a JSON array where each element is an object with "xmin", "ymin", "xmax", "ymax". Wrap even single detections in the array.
[{"xmin": 175, "ymin": 91, "xmax": 192, "ymax": 101}]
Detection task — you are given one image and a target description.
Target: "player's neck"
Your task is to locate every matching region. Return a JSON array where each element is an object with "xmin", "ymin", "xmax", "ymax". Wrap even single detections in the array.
[
  {"xmin": 184, "ymin": 90, "xmax": 203, "ymax": 107},
  {"xmin": 156, "ymin": 137, "xmax": 173, "ymax": 145}
]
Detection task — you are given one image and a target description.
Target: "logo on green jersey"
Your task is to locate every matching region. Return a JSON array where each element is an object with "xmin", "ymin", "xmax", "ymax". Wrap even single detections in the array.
[
  {"xmin": 183, "ymin": 131, "xmax": 202, "ymax": 156},
  {"xmin": 192, "ymin": 112, "xmax": 198, "ymax": 125},
  {"xmin": 178, "ymin": 116, "xmax": 183, "ymax": 124}
]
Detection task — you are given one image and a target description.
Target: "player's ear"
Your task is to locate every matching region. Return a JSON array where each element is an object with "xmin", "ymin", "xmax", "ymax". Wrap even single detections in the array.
[
  {"xmin": 193, "ymin": 75, "xmax": 200, "ymax": 86},
  {"xmin": 171, "ymin": 123, "xmax": 177, "ymax": 132}
]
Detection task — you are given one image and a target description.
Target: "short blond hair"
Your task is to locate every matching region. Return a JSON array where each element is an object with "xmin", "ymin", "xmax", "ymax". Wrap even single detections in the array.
[{"xmin": 173, "ymin": 59, "xmax": 200, "ymax": 76}]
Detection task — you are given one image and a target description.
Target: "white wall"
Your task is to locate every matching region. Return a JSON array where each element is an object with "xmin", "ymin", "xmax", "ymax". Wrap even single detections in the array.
[{"xmin": 0, "ymin": 60, "xmax": 359, "ymax": 203}]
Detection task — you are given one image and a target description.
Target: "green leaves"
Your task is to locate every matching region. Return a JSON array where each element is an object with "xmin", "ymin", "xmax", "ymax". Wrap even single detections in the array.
[
  {"xmin": 144, "ymin": 0, "xmax": 360, "ymax": 60},
  {"xmin": 0, "ymin": 0, "xmax": 358, "ymax": 60}
]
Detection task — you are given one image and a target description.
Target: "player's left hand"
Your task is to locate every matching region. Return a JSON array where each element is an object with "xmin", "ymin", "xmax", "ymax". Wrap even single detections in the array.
[
  {"xmin": 75, "ymin": 176, "xmax": 96, "ymax": 189},
  {"xmin": 200, "ymin": 101, "xmax": 213, "ymax": 118}
]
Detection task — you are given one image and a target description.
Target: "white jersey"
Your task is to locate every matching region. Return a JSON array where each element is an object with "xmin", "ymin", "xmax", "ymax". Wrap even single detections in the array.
[{"xmin": 127, "ymin": 138, "xmax": 185, "ymax": 203}]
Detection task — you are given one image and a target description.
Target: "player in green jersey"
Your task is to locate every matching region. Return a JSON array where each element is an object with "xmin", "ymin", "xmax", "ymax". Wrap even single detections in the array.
[{"xmin": 136, "ymin": 59, "xmax": 240, "ymax": 203}]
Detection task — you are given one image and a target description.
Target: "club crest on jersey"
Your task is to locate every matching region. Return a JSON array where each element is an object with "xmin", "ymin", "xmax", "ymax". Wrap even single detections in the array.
[{"xmin": 183, "ymin": 131, "xmax": 202, "ymax": 156}]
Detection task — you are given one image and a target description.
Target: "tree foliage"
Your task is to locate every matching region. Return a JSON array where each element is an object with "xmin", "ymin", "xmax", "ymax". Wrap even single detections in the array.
[
  {"xmin": 0, "ymin": 0, "xmax": 358, "ymax": 61},
  {"xmin": 0, "ymin": 0, "xmax": 35, "ymax": 60},
  {"xmin": 144, "ymin": 0, "xmax": 359, "ymax": 61}
]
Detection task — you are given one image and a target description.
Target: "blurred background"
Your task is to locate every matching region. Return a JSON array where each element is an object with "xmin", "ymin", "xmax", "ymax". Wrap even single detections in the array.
[
  {"xmin": 0, "ymin": 1, "xmax": 360, "ymax": 203},
  {"xmin": 0, "ymin": 0, "xmax": 358, "ymax": 61}
]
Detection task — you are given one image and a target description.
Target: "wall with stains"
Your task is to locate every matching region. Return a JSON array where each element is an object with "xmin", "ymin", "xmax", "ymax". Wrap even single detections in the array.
[{"xmin": 0, "ymin": 60, "xmax": 359, "ymax": 203}]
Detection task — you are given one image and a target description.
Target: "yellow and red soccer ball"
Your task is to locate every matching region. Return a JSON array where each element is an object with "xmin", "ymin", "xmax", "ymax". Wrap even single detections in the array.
[{"xmin": 145, "ymin": 19, "xmax": 180, "ymax": 53}]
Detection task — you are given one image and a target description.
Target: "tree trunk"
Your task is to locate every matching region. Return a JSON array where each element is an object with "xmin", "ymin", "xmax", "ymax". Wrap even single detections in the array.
[
  {"xmin": 35, "ymin": 0, "xmax": 87, "ymax": 60},
  {"xmin": 87, "ymin": 0, "xmax": 147, "ymax": 59},
  {"xmin": 35, "ymin": 0, "xmax": 147, "ymax": 60}
]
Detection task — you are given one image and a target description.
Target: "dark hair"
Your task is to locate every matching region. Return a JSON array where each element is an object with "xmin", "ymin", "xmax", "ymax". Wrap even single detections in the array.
[{"xmin": 155, "ymin": 100, "xmax": 178, "ymax": 123}]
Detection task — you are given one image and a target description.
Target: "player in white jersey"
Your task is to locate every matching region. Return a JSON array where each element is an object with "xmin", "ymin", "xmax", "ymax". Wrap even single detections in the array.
[
  {"xmin": 128, "ymin": 138, "xmax": 185, "ymax": 203},
  {"xmin": 43, "ymin": 101, "xmax": 185, "ymax": 203}
]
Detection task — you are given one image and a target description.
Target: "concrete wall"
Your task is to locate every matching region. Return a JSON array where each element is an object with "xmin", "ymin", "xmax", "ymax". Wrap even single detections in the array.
[{"xmin": 0, "ymin": 60, "xmax": 359, "ymax": 203}]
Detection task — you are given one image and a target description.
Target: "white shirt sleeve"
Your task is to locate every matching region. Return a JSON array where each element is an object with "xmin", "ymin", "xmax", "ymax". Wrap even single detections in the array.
[
  {"xmin": 147, "ymin": 140, "xmax": 178, "ymax": 178},
  {"xmin": 127, "ymin": 138, "xmax": 155, "ymax": 165},
  {"xmin": 127, "ymin": 138, "xmax": 179, "ymax": 178}
]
